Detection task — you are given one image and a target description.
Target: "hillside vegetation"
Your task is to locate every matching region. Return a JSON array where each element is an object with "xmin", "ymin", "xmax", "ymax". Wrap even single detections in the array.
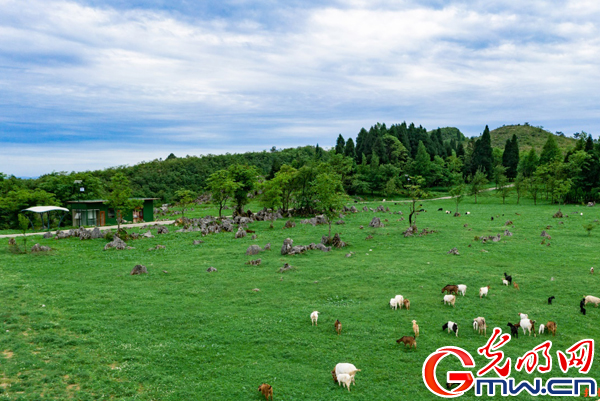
[{"xmin": 490, "ymin": 124, "xmax": 576, "ymax": 153}]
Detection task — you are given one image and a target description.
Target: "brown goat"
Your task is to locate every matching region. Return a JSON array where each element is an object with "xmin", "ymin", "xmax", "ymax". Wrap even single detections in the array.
[
  {"xmin": 441, "ymin": 285, "xmax": 459, "ymax": 295},
  {"xmin": 403, "ymin": 299, "xmax": 410, "ymax": 310},
  {"xmin": 258, "ymin": 383, "xmax": 273, "ymax": 400},
  {"xmin": 334, "ymin": 319, "xmax": 342, "ymax": 335},
  {"xmin": 513, "ymin": 282, "xmax": 520, "ymax": 290},
  {"xmin": 396, "ymin": 336, "xmax": 417, "ymax": 349},
  {"xmin": 546, "ymin": 321, "xmax": 557, "ymax": 336}
]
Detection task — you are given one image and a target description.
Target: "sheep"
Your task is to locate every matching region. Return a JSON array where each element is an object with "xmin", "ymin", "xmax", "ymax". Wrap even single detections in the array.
[
  {"xmin": 337, "ymin": 372, "xmax": 359, "ymax": 391},
  {"xmin": 502, "ymin": 279, "xmax": 509, "ymax": 286},
  {"xmin": 457, "ymin": 284, "xmax": 467, "ymax": 296},
  {"xmin": 395, "ymin": 295, "xmax": 405, "ymax": 309},
  {"xmin": 473, "ymin": 317, "xmax": 487, "ymax": 336},
  {"xmin": 403, "ymin": 299, "xmax": 410, "ymax": 310},
  {"xmin": 548, "ymin": 296, "xmax": 555, "ymax": 305},
  {"xmin": 442, "ymin": 321, "xmax": 458, "ymax": 336},
  {"xmin": 546, "ymin": 321, "xmax": 557, "ymax": 336},
  {"xmin": 441, "ymin": 285, "xmax": 459, "ymax": 295},
  {"xmin": 584, "ymin": 295, "xmax": 600, "ymax": 307},
  {"xmin": 310, "ymin": 311, "xmax": 319, "ymax": 326},
  {"xmin": 479, "ymin": 286, "xmax": 490, "ymax": 298},
  {"xmin": 412, "ymin": 320, "xmax": 419, "ymax": 337},
  {"xmin": 503, "ymin": 273, "xmax": 512, "ymax": 285},
  {"xmin": 507, "ymin": 322, "xmax": 519, "ymax": 338},
  {"xmin": 513, "ymin": 282, "xmax": 520, "ymax": 290},
  {"xmin": 390, "ymin": 298, "xmax": 399, "ymax": 310},
  {"xmin": 443, "ymin": 294, "xmax": 456, "ymax": 307},
  {"xmin": 538, "ymin": 324, "xmax": 545, "ymax": 335},
  {"xmin": 396, "ymin": 336, "xmax": 417, "ymax": 349},
  {"xmin": 335, "ymin": 319, "xmax": 342, "ymax": 335}
]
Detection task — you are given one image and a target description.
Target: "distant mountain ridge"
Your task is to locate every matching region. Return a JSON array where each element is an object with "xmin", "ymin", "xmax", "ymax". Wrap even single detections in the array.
[{"xmin": 489, "ymin": 124, "xmax": 576, "ymax": 153}]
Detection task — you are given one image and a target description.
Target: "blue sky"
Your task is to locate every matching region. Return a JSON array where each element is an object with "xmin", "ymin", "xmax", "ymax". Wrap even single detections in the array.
[{"xmin": 1, "ymin": 0, "xmax": 599, "ymax": 176}]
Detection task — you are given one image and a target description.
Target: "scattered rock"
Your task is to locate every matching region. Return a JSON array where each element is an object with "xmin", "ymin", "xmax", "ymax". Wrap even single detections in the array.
[
  {"xmin": 369, "ymin": 217, "xmax": 384, "ymax": 228},
  {"xmin": 246, "ymin": 245, "xmax": 263, "ymax": 256},
  {"xmin": 43, "ymin": 232, "xmax": 53, "ymax": 239},
  {"xmin": 263, "ymin": 243, "xmax": 271, "ymax": 251},
  {"xmin": 162, "ymin": 270, "xmax": 168, "ymax": 274},
  {"xmin": 365, "ymin": 234, "xmax": 373, "ymax": 240},
  {"xmin": 284, "ymin": 220, "xmax": 296, "ymax": 229},
  {"xmin": 587, "ymin": 202, "xmax": 595, "ymax": 207},
  {"xmin": 447, "ymin": 247, "xmax": 460, "ymax": 255},
  {"xmin": 553, "ymin": 209, "xmax": 563, "ymax": 218},
  {"xmin": 130, "ymin": 265, "xmax": 147, "ymax": 275},
  {"xmin": 550, "ymin": 277, "xmax": 555, "ymax": 281},
  {"xmin": 336, "ymin": 220, "xmax": 345, "ymax": 225},
  {"xmin": 278, "ymin": 263, "xmax": 295, "ymax": 273},
  {"xmin": 359, "ymin": 225, "xmax": 364, "ymax": 229},
  {"xmin": 30, "ymin": 243, "xmax": 51, "ymax": 253},
  {"xmin": 403, "ymin": 225, "xmax": 417, "ymax": 237},
  {"xmin": 505, "ymin": 220, "xmax": 513, "ymax": 226},
  {"xmin": 193, "ymin": 240, "xmax": 203, "ymax": 245},
  {"xmin": 251, "ymin": 234, "xmax": 257, "ymax": 240},
  {"xmin": 463, "ymin": 224, "xmax": 468, "ymax": 227},
  {"xmin": 504, "ymin": 230, "xmax": 513, "ymax": 237},
  {"xmin": 207, "ymin": 267, "xmax": 217, "ymax": 272},
  {"xmin": 246, "ymin": 259, "xmax": 262, "ymax": 266},
  {"xmin": 104, "ymin": 236, "xmax": 127, "ymax": 250},
  {"xmin": 148, "ymin": 244, "xmax": 165, "ymax": 250},
  {"xmin": 142, "ymin": 231, "xmax": 155, "ymax": 239},
  {"xmin": 454, "ymin": 212, "xmax": 461, "ymax": 217},
  {"xmin": 252, "ymin": 288, "xmax": 260, "ymax": 292},
  {"xmin": 541, "ymin": 231, "xmax": 551, "ymax": 239},
  {"xmin": 235, "ymin": 226, "xmax": 247, "ymax": 239}
]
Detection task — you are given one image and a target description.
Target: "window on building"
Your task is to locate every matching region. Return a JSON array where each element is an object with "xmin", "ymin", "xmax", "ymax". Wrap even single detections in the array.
[{"xmin": 108, "ymin": 208, "xmax": 115, "ymax": 219}]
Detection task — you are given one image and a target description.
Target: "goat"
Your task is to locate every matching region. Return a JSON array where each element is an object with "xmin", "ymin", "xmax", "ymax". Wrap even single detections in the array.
[
  {"xmin": 258, "ymin": 384, "xmax": 273, "ymax": 401},
  {"xmin": 412, "ymin": 320, "xmax": 419, "ymax": 337},
  {"xmin": 442, "ymin": 285, "xmax": 459, "ymax": 295},
  {"xmin": 310, "ymin": 311, "xmax": 319, "ymax": 326},
  {"xmin": 591, "ymin": 267, "xmax": 595, "ymax": 274},
  {"xmin": 580, "ymin": 298, "xmax": 586, "ymax": 309},
  {"xmin": 503, "ymin": 273, "xmax": 512, "ymax": 285},
  {"xmin": 519, "ymin": 317, "xmax": 535, "ymax": 336},
  {"xmin": 333, "ymin": 364, "xmax": 360, "ymax": 386},
  {"xmin": 445, "ymin": 210, "xmax": 451, "ymax": 214},
  {"xmin": 546, "ymin": 321, "xmax": 557, "ymax": 336},
  {"xmin": 538, "ymin": 324, "xmax": 545, "ymax": 335},
  {"xmin": 395, "ymin": 295, "xmax": 405, "ymax": 309},
  {"xmin": 403, "ymin": 299, "xmax": 410, "ymax": 310},
  {"xmin": 390, "ymin": 298, "xmax": 399, "ymax": 310},
  {"xmin": 548, "ymin": 296, "xmax": 555, "ymax": 305},
  {"xmin": 502, "ymin": 279, "xmax": 509, "ymax": 286},
  {"xmin": 337, "ymin": 373, "xmax": 357, "ymax": 391},
  {"xmin": 443, "ymin": 294, "xmax": 456, "ymax": 307},
  {"xmin": 457, "ymin": 284, "xmax": 467, "ymax": 296},
  {"xmin": 507, "ymin": 322, "xmax": 519, "ymax": 338},
  {"xmin": 581, "ymin": 306, "xmax": 587, "ymax": 315},
  {"xmin": 396, "ymin": 336, "xmax": 417, "ymax": 349},
  {"xmin": 513, "ymin": 282, "xmax": 520, "ymax": 290},
  {"xmin": 438, "ymin": 208, "xmax": 443, "ymax": 211},
  {"xmin": 442, "ymin": 321, "xmax": 459, "ymax": 337},
  {"xmin": 466, "ymin": 212, "xmax": 470, "ymax": 215},
  {"xmin": 584, "ymin": 295, "xmax": 600, "ymax": 307},
  {"xmin": 335, "ymin": 319, "xmax": 342, "ymax": 335},
  {"xmin": 479, "ymin": 286, "xmax": 490, "ymax": 298},
  {"xmin": 473, "ymin": 317, "xmax": 487, "ymax": 336}
]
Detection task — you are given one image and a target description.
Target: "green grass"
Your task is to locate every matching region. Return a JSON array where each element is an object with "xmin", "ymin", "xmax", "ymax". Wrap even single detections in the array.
[
  {"xmin": 1, "ymin": 192, "xmax": 599, "ymax": 400},
  {"xmin": 490, "ymin": 124, "xmax": 576, "ymax": 153}
]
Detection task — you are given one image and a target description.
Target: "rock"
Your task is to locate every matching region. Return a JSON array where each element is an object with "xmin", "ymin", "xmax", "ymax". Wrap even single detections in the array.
[
  {"xmin": 363, "ymin": 206, "xmax": 368, "ymax": 212},
  {"xmin": 104, "ymin": 236, "xmax": 127, "ymax": 250},
  {"xmin": 246, "ymin": 258, "xmax": 262, "ymax": 266},
  {"xmin": 130, "ymin": 265, "xmax": 147, "ymax": 275},
  {"xmin": 587, "ymin": 202, "xmax": 596, "ymax": 207},
  {"xmin": 130, "ymin": 232, "xmax": 139, "ymax": 239},
  {"xmin": 148, "ymin": 244, "xmax": 165, "ymax": 250},
  {"xmin": 447, "ymin": 247, "xmax": 460, "ymax": 255},
  {"xmin": 504, "ymin": 230, "xmax": 513, "ymax": 237},
  {"xmin": 252, "ymin": 288, "xmax": 260, "ymax": 292},
  {"xmin": 157, "ymin": 226, "xmax": 169, "ymax": 234},
  {"xmin": 350, "ymin": 206, "xmax": 358, "ymax": 213},
  {"xmin": 553, "ymin": 209, "xmax": 563, "ymax": 218},
  {"xmin": 454, "ymin": 212, "xmax": 461, "ymax": 217},
  {"xmin": 403, "ymin": 225, "xmax": 417, "ymax": 237},
  {"xmin": 251, "ymin": 234, "xmax": 257, "ymax": 240},
  {"xmin": 221, "ymin": 219, "xmax": 234, "ymax": 232},
  {"xmin": 235, "ymin": 227, "xmax": 247, "ymax": 239},
  {"xmin": 278, "ymin": 263, "xmax": 295, "ymax": 273},
  {"xmin": 246, "ymin": 245, "xmax": 262, "ymax": 256},
  {"xmin": 193, "ymin": 240, "xmax": 203, "ymax": 245},
  {"xmin": 207, "ymin": 266, "xmax": 217, "ymax": 272},
  {"xmin": 78, "ymin": 228, "xmax": 92, "ymax": 240},
  {"xmin": 30, "ymin": 243, "xmax": 51, "ymax": 252},
  {"xmin": 359, "ymin": 225, "xmax": 364, "ymax": 229},
  {"xmin": 90, "ymin": 227, "xmax": 102, "ymax": 239},
  {"xmin": 365, "ymin": 234, "xmax": 373, "ymax": 240},
  {"xmin": 331, "ymin": 233, "xmax": 346, "ymax": 248},
  {"xmin": 505, "ymin": 220, "xmax": 513, "ymax": 226},
  {"xmin": 315, "ymin": 215, "xmax": 328, "ymax": 225},
  {"xmin": 369, "ymin": 217, "xmax": 384, "ymax": 228},
  {"xmin": 281, "ymin": 238, "xmax": 294, "ymax": 255},
  {"xmin": 263, "ymin": 243, "xmax": 271, "ymax": 251},
  {"xmin": 43, "ymin": 232, "xmax": 53, "ymax": 239},
  {"xmin": 336, "ymin": 220, "xmax": 345, "ymax": 225},
  {"xmin": 284, "ymin": 220, "xmax": 296, "ymax": 229},
  {"xmin": 141, "ymin": 231, "xmax": 154, "ymax": 238},
  {"xmin": 375, "ymin": 205, "xmax": 385, "ymax": 212}
]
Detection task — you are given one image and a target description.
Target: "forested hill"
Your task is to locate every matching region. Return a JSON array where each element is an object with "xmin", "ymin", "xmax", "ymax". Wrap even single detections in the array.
[{"xmin": 490, "ymin": 124, "xmax": 576, "ymax": 153}]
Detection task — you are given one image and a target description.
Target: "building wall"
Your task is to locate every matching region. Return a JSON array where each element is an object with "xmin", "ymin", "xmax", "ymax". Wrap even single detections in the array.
[{"xmin": 70, "ymin": 200, "xmax": 155, "ymax": 226}]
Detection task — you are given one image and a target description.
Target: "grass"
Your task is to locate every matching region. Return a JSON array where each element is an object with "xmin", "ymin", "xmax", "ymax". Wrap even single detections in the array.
[
  {"xmin": 1, "ymin": 192, "xmax": 599, "ymax": 400},
  {"xmin": 490, "ymin": 124, "xmax": 576, "ymax": 153}
]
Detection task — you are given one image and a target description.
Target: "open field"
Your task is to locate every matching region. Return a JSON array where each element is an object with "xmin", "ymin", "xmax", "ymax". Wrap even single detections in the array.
[{"xmin": 1, "ymin": 193, "xmax": 599, "ymax": 400}]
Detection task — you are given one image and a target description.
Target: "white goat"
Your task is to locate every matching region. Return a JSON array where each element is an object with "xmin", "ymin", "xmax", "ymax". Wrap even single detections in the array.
[
  {"xmin": 389, "ymin": 298, "xmax": 398, "ymax": 310},
  {"xmin": 394, "ymin": 295, "xmax": 404, "ymax": 309},
  {"xmin": 538, "ymin": 324, "xmax": 546, "ymax": 335},
  {"xmin": 443, "ymin": 294, "xmax": 456, "ymax": 307},
  {"xmin": 479, "ymin": 286, "xmax": 490, "ymax": 298},
  {"xmin": 457, "ymin": 284, "xmax": 467, "ymax": 296},
  {"xmin": 310, "ymin": 311, "xmax": 319, "ymax": 326},
  {"xmin": 584, "ymin": 295, "xmax": 600, "ymax": 307},
  {"xmin": 502, "ymin": 279, "xmax": 509, "ymax": 286},
  {"xmin": 334, "ymin": 363, "xmax": 360, "ymax": 385},
  {"xmin": 518, "ymin": 313, "xmax": 535, "ymax": 336},
  {"xmin": 473, "ymin": 317, "xmax": 487, "ymax": 336},
  {"xmin": 337, "ymin": 373, "xmax": 357, "ymax": 391}
]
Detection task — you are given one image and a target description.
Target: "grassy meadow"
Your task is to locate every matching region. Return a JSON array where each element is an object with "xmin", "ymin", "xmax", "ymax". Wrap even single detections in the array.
[{"xmin": 1, "ymin": 192, "xmax": 599, "ymax": 400}]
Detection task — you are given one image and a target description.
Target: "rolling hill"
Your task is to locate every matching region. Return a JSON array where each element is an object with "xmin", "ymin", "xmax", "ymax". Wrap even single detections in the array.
[{"xmin": 489, "ymin": 124, "xmax": 576, "ymax": 153}]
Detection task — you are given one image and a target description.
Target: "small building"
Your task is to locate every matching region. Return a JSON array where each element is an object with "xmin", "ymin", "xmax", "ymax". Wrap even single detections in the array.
[{"xmin": 67, "ymin": 198, "xmax": 158, "ymax": 226}]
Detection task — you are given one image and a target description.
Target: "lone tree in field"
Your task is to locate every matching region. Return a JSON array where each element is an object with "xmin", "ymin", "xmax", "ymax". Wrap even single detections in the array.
[
  {"xmin": 468, "ymin": 168, "xmax": 488, "ymax": 203},
  {"xmin": 173, "ymin": 189, "xmax": 196, "ymax": 220},
  {"xmin": 205, "ymin": 170, "xmax": 239, "ymax": 218},
  {"xmin": 228, "ymin": 164, "xmax": 259, "ymax": 215},
  {"xmin": 404, "ymin": 175, "xmax": 429, "ymax": 227},
  {"xmin": 449, "ymin": 173, "xmax": 466, "ymax": 214},
  {"xmin": 105, "ymin": 172, "xmax": 141, "ymax": 235},
  {"xmin": 313, "ymin": 172, "xmax": 346, "ymax": 240}
]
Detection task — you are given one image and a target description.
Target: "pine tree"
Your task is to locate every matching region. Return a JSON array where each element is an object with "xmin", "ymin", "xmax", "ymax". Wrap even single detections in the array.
[
  {"xmin": 502, "ymin": 134, "xmax": 519, "ymax": 179},
  {"xmin": 521, "ymin": 148, "xmax": 539, "ymax": 177},
  {"xmin": 412, "ymin": 141, "xmax": 432, "ymax": 182},
  {"xmin": 539, "ymin": 134, "xmax": 562, "ymax": 164},
  {"xmin": 355, "ymin": 128, "xmax": 368, "ymax": 164},
  {"xmin": 471, "ymin": 125, "xmax": 494, "ymax": 178},
  {"xmin": 335, "ymin": 134, "xmax": 345, "ymax": 154},
  {"xmin": 344, "ymin": 138, "xmax": 356, "ymax": 160}
]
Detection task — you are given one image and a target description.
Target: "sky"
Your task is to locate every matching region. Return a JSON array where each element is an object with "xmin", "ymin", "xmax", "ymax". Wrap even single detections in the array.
[{"xmin": 1, "ymin": 0, "xmax": 599, "ymax": 177}]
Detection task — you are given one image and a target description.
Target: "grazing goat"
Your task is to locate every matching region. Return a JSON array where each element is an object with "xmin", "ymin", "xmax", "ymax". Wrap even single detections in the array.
[
  {"xmin": 457, "ymin": 284, "xmax": 467, "ymax": 296},
  {"xmin": 580, "ymin": 298, "xmax": 586, "ymax": 309},
  {"xmin": 445, "ymin": 210, "xmax": 451, "ymax": 214},
  {"xmin": 403, "ymin": 299, "xmax": 410, "ymax": 310},
  {"xmin": 442, "ymin": 321, "xmax": 459, "ymax": 336},
  {"xmin": 443, "ymin": 294, "xmax": 456, "ymax": 307},
  {"xmin": 507, "ymin": 322, "xmax": 519, "ymax": 338},
  {"xmin": 466, "ymin": 212, "xmax": 470, "ymax": 215},
  {"xmin": 442, "ymin": 285, "xmax": 459, "ymax": 295},
  {"xmin": 335, "ymin": 319, "xmax": 342, "ymax": 335},
  {"xmin": 310, "ymin": 311, "xmax": 319, "ymax": 326},
  {"xmin": 538, "ymin": 324, "xmax": 545, "ymax": 335},
  {"xmin": 584, "ymin": 295, "xmax": 600, "ymax": 307},
  {"xmin": 513, "ymin": 282, "xmax": 520, "ymax": 290},
  {"xmin": 591, "ymin": 267, "xmax": 594, "ymax": 274},
  {"xmin": 503, "ymin": 273, "xmax": 512, "ymax": 285},
  {"xmin": 395, "ymin": 295, "xmax": 405, "ymax": 309},
  {"xmin": 519, "ymin": 316, "xmax": 535, "ymax": 336},
  {"xmin": 258, "ymin": 384, "xmax": 273, "ymax": 401},
  {"xmin": 412, "ymin": 320, "xmax": 419, "ymax": 337},
  {"xmin": 546, "ymin": 321, "xmax": 557, "ymax": 336},
  {"xmin": 473, "ymin": 317, "xmax": 487, "ymax": 336},
  {"xmin": 502, "ymin": 279, "xmax": 509, "ymax": 286},
  {"xmin": 396, "ymin": 336, "xmax": 417, "ymax": 349},
  {"xmin": 333, "ymin": 363, "xmax": 360, "ymax": 385},
  {"xmin": 581, "ymin": 306, "xmax": 587, "ymax": 315},
  {"xmin": 479, "ymin": 286, "xmax": 490, "ymax": 298},
  {"xmin": 548, "ymin": 296, "xmax": 555, "ymax": 305},
  {"xmin": 390, "ymin": 298, "xmax": 399, "ymax": 310},
  {"xmin": 337, "ymin": 372, "xmax": 359, "ymax": 391},
  {"xmin": 438, "ymin": 208, "xmax": 443, "ymax": 211}
]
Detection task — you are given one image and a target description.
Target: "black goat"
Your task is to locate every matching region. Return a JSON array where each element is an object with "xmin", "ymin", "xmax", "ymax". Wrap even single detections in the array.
[
  {"xmin": 503, "ymin": 272, "xmax": 512, "ymax": 285},
  {"xmin": 507, "ymin": 322, "xmax": 519, "ymax": 338},
  {"xmin": 548, "ymin": 296, "xmax": 555, "ymax": 305}
]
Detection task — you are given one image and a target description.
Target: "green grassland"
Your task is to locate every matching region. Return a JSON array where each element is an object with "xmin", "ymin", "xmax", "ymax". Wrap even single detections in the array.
[
  {"xmin": 1, "ymin": 193, "xmax": 599, "ymax": 400},
  {"xmin": 490, "ymin": 125, "xmax": 576, "ymax": 153}
]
